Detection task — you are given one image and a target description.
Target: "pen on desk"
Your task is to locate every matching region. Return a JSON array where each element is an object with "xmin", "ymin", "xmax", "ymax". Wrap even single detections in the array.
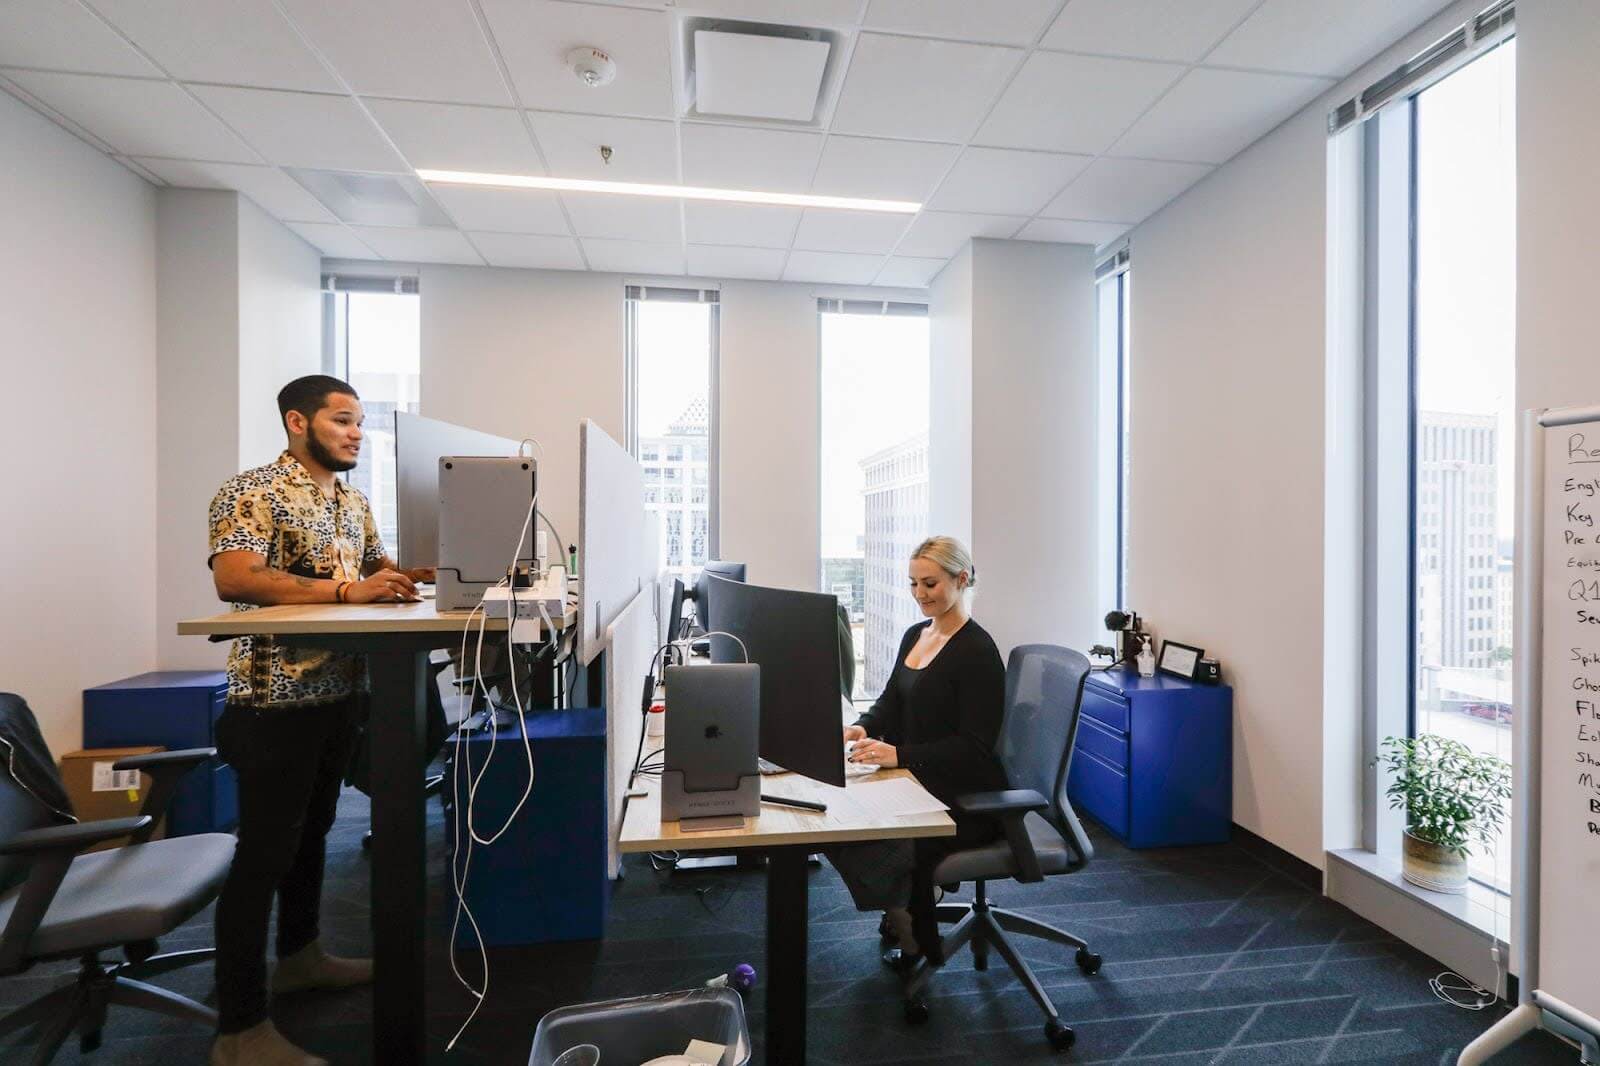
[{"xmin": 761, "ymin": 793, "xmax": 827, "ymax": 813}]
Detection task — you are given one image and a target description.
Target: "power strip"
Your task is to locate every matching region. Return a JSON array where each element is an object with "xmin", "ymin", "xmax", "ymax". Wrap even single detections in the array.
[{"xmin": 480, "ymin": 583, "xmax": 565, "ymax": 643}]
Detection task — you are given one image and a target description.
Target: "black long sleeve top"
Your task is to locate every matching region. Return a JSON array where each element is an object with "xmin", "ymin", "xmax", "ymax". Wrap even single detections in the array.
[{"xmin": 853, "ymin": 619, "xmax": 1009, "ymax": 805}]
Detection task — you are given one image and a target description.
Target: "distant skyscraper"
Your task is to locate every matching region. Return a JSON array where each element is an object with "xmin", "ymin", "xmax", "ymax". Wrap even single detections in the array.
[
  {"xmin": 1495, "ymin": 558, "xmax": 1514, "ymax": 656},
  {"xmin": 861, "ymin": 433, "xmax": 928, "ymax": 697},
  {"xmin": 640, "ymin": 396, "xmax": 710, "ymax": 583},
  {"xmin": 1415, "ymin": 411, "xmax": 1498, "ymax": 672}
]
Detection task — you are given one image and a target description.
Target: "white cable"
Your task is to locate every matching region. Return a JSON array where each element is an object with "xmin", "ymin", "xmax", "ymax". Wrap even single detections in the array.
[{"xmin": 1430, "ymin": 970, "xmax": 1496, "ymax": 1010}]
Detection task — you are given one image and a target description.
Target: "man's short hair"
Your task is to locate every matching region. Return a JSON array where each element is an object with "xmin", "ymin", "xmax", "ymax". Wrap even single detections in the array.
[{"xmin": 277, "ymin": 375, "xmax": 359, "ymax": 433}]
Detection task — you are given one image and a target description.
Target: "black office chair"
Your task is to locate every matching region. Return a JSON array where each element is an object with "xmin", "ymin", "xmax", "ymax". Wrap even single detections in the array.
[
  {"xmin": 902, "ymin": 644, "xmax": 1100, "ymax": 1052},
  {"xmin": 0, "ymin": 693, "xmax": 235, "ymax": 1063}
]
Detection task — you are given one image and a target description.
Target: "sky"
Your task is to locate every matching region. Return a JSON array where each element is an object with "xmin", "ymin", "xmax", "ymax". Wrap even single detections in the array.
[
  {"xmin": 1414, "ymin": 39, "xmax": 1517, "ymax": 539},
  {"xmin": 635, "ymin": 301, "xmax": 712, "ymax": 437}
]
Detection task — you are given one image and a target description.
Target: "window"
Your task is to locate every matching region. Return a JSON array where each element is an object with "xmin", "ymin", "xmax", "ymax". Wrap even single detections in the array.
[
  {"xmin": 818, "ymin": 302, "xmax": 930, "ymax": 701},
  {"xmin": 626, "ymin": 286, "xmax": 719, "ymax": 586},
  {"xmin": 1096, "ymin": 252, "xmax": 1131, "ymax": 612},
  {"xmin": 1363, "ymin": 37, "xmax": 1515, "ymax": 895},
  {"xmin": 324, "ymin": 287, "xmax": 420, "ymax": 558}
]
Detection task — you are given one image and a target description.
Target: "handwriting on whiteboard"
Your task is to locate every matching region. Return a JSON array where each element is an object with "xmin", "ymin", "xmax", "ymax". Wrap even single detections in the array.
[{"xmin": 1561, "ymin": 433, "xmax": 1600, "ymax": 837}]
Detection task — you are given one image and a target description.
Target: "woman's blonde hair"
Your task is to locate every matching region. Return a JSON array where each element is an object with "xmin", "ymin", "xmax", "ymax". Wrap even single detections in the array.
[{"xmin": 911, "ymin": 535, "xmax": 977, "ymax": 591}]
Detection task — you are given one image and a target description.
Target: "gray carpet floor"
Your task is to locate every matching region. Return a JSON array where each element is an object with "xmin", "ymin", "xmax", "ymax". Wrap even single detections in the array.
[{"xmin": 0, "ymin": 785, "xmax": 1573, "ymax": 1065}]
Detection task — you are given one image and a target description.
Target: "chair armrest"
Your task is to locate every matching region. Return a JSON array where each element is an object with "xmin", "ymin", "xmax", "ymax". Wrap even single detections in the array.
[
  {"xmin": 112, "ymin": 749, "xmax": 216, "ymax": 844},
  {"xmin": 1, "ymin": 817, "xmax": 152, "ymax": 857},
  {"xmin": 952, "ymin": 789, "xmax": 1048, "ymax": 884}
]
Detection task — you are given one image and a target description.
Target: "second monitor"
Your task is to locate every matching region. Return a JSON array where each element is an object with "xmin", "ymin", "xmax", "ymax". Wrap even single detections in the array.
[{"xmin": 702, "ymin": 576, "xmax": 845, "ymax": 788}]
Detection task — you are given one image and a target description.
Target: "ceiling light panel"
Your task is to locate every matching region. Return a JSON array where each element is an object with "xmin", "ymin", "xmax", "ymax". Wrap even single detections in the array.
[
  {"xmin": 5, "ymin": 70, "xmax": 258, "ymax": 162},
  {"xmin": 90, "ymin": 0, "xmax": 340, "ymax": 93},
  {"xmin": 694, "ymin": 30, "xmax": 829, "ymax": 122},
  {"xmin": 478, "ymin": 0, "xmax": 674, "ymax": 118},
  {"xmin": 0, "ymin": 2, "xmax": 160, "ymax": 77},
  {"xmin": 275, "ymin": 0, "xmax": 513, "ymax": 106},
  {"xmin": 830, "ymin": 33, "xmax": 1023, "ymax": 142},
  {"xmin": 416, "ymin": 170, "xmax": 919, "ymax": 213}
]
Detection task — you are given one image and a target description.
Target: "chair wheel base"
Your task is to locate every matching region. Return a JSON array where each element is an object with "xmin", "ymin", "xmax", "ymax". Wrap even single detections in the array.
[
  {"xmin": 1045, "ymin": 1020, "xmax": 1075, "ymax": 1051},
  {"xmin": 904, "ymin": 999, "xmax": 929, "ymax": 1025},
  {"xmin": 1076, "ymin": 947, "xmax": 1102, "ymax": 975}
]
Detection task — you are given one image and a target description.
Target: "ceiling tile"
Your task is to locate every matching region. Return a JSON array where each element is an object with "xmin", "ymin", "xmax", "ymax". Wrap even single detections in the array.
[
  {"xmin": 680, "ymin": 123, "xmax": 823, "ymax": 194},
  {"xmin": 287, "ymin": 222, "xmax": 376, "ymax": 258},
  {"xmin": 782, "ymin": 250, "xmax": 881, "ymax": 285},
  {"xmin": 1110, "ymin": 67, "xmax": 1329, "ymax": 164},
  {"xmin": 349, "ymin": 225, "xmax": 484, "ymax": 264},
  {"xmin": 792, "ymin": 209, "xmax": 910, "ymax": 255},
  {"xmin": 366, "ymin": 99, "xmax": 543, "ymax": 174},
  {"xmin": 810, "ymin": 136, "xmax": 959, "ymax": 203},
  {"xmin": 1041, "ymin": 156, "xmax": 1211, "ymax": 221},
  {"xmin": 686, "ymin": 244, "xmax": 786, "ymax": 281},
  {"xmin": 478, "ymin": 0, "xmax": 673, "ymax": 118},
  {"xmin": 863, "ymin": 0, "xmax": 1061, "ymax": 46},
  {"xmin": 276, "ymin": 0, "xmax": 511, "ymax": 105},
  {"xmin": 1015, "ymin": 217, "xmax": 1129, "ymax": 244},
  {"xmin": 675, "ymin": 1, "xmax": 861, "ymax": 24},
  {"xmin": 561, "ymin": 192, "xmax": 682, "ymax": 243},
  {"xmin": 683, "ymin": 202, "xmax": 800, "ymax": 249},
  {"xmin": 90, "ymin": 0, "xmax": 339, "ymax": 92},
  {"xmin": 468, "ymin": 231, "xmax": 585, "ymax": 270},
  {"xmin": 830, "ymin": 33, "xmax": 1021, "ymax": 142},
  {"xmin": 975, "ymin": 52, "xmax": 1184, "ymax": 155},
  {"xmin": 1209, "ymin": 0, "xmax": 1453, "ymax": 79},
  {"xmin": 190, "ymin": 85, "xmax": 407, "ymax": 171},
  {"xmin": 0, "ymin": 1, "xmax": 161, "ymax": 77},
  {"xmin": 1041, "ymin": 0, "xmax": 1259, "ymax": 62},
  {"xmin": 874, "ymin": 255, "xmax": 946, "ymax": 288},
  {"xmin": 581, "ymin": 238, "xmax": 685, "ymax": 275},
  {"xmin": 527, "ymin": 111, "xmax": 677, "ymax": 182},
  {"xmin": 895, "ymin": 211, "xmax": 1025, "ymax": 259},
  {"xmin": 928, "ymin": 147, "xmax": 1091, "ymax": 215},
  {"xmin": 427, "ymin": 184, "xmax": 569, "ymax": 235},
  {"xmin": 134, "ymin": 158, "xmax": 336, "ymax": 222},
  {"xmin": 5, "ymin": 70, "xmax": 258, "ymax": 161}
]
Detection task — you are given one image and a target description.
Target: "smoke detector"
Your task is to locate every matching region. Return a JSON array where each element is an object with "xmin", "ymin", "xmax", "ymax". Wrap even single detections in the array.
[{"xmin": 567, "ymin": 46, "xmax": 616, "ymax": 88}]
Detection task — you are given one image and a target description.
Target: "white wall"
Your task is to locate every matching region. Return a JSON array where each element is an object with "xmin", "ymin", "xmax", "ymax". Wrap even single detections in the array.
[
  {"xmin": 1123, "ymin": 0, "xmax": 1496, "ymax": 868},
  {"xmin": 237, "ymin": 197, "xmax": 321, "ymax": 470},
  {"xmin": 0, "ymin": 91, "xmax": 158, "ymax": 756},
  {"xmin": 929, "ymin": 245, "xmax": 974, "ymax": 547}
]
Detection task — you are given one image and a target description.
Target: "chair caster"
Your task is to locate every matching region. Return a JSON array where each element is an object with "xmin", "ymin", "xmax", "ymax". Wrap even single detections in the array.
[
  {"xmin": 1045, "ymin": 1020, "xmax": 1075, "ymax": 1052},
  {"xmin": 1075, "ymin": 947, "xmax": 1102, "ymax": 975},
  {"xmin": 904, "ymin": 999, "xmax": 929, "ymax": 1025}
]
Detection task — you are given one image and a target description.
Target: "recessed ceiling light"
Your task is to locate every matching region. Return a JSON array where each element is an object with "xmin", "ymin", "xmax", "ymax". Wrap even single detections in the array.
[{"xmin": 415, "ymin": 169, "xmax": 920, "ymax": 214}]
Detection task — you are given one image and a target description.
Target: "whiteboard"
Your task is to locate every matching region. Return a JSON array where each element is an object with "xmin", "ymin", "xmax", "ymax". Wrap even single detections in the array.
[
  {"xmin": 1531, "ymin": 408, "xmax": 1600, "ymax": 1026},
  {"xmin": 577, "ymin": 419, "xmax": 656, "ymax": 666}
]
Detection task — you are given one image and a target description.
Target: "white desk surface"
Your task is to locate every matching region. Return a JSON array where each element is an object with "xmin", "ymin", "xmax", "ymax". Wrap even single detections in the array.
[
  {"xmin": 178, "ymin": 599, "xmax": 576, "ymax": 637},
  {"xmin": 619, "ymin": 762, "xmax": 955, "ymax": 853}
]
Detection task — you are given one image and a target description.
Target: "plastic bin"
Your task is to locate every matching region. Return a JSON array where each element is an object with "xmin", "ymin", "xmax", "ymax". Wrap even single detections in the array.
[{"xmin": 528, "ymin": 988, "xmax": 750, "ymax": 1066}]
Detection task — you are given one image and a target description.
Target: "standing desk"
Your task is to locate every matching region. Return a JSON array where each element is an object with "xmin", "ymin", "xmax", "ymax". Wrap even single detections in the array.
[
  {"xmin": 619, "ymin": 766, "xmax": 954, "ymax": 1066},
  {"xmin": 178, "ymin": 600, "xmax": 572, "ymax": 1066}
]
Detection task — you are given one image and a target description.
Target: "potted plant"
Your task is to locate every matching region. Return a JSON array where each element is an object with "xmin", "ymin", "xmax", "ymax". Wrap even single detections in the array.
[{"xmin": 1374, "ymin": 734, "xmax": 1512, "ymax": 894}]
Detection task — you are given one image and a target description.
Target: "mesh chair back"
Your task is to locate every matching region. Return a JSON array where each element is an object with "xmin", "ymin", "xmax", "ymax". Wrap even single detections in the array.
[
  {"xmin": 996, "ymin": 645, "xmax": 1090, "ymax": 833},
  {"xmin": 0, "ymin": 697, "xmax": 73, "ymax": 896}
]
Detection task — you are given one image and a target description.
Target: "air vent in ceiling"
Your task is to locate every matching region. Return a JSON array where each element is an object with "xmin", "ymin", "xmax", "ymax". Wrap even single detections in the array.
[
  {"xmin": 676, "ymin": 18, "xmax": 851, "ymax": 128},
  {"xmin": 286, "ymin": 169, "xmax": 449, "ymax": 228}
]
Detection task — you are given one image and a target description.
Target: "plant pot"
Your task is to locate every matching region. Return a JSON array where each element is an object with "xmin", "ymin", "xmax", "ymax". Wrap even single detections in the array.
[{"xmin": 1402, "ymin": 830, "xmax": 1468, "ymax": 894}]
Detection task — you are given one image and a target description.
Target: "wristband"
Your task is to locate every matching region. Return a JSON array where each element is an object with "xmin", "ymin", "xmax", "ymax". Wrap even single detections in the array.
[{"xmin": 335, "ymin": 581, "xmax": 349, "ymax": 603}]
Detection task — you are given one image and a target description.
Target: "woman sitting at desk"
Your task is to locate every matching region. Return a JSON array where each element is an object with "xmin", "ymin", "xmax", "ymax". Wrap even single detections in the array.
[{"xmin": 832, "ymin": 535, "xmax": 1007, "ymax": 969}]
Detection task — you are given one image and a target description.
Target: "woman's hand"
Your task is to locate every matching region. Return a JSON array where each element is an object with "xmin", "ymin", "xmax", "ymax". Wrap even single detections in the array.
[
  {"xmin": 843, "ymin": 724, "xmax": 867, "ymax": 744},
  {"xmin": 850, "ymin": 739, "xmax": 898, "ymax": 768}
]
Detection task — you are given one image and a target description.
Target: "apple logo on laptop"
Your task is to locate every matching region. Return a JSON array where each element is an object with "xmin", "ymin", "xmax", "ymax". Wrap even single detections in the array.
[{"xmin": 704, "ymin": 724, "xmax": 722, "ymax": 740}]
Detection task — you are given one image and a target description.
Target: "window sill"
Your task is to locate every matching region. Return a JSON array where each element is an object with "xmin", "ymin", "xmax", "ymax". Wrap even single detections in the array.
[{"xmin": 1326, "ymin": 848, "xmax": 1510, "ymax": 994}]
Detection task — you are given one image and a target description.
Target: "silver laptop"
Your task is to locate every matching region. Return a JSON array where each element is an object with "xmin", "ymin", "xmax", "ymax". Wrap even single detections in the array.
[{"xmin": 663, "ymin": 664, "xmax": 760, "ymax": 793}]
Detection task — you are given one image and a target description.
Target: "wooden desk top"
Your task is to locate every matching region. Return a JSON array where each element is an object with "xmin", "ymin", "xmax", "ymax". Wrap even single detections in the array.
[
  {"xmin": 618, "ymin": 765, "xmax": 955, "ymax": 853},
  {"xmin": 178, "ymin": 598, "xmax": 575, "ymax": 637}
]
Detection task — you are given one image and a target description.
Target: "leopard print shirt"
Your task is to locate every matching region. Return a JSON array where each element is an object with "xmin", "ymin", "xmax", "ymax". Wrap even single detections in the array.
[{"xmin": 208, "ymin": 452, "xmax": 386, "ymax": 708}]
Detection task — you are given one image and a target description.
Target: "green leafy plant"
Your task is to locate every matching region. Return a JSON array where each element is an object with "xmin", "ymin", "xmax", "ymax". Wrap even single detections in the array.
[{"xmin": 1374, "ymin": 734, "xmax": 1512, "ymax": 857}]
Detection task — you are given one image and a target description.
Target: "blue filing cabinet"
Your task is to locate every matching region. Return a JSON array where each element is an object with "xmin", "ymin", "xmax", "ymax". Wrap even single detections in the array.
[
  {"xmin": 83, "ymin": 671, "xmax": 237, "ymax": 837},
  {"xmin": 449, "ymin": 707, "xmax": 608, "ymax": 945},
  {"xmin": 1066, "ymin": 666, "xmax": 1232, "ymax": 848}
]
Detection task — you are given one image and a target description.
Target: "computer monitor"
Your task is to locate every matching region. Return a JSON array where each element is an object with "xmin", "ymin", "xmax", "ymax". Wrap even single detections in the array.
[
  {"xmin": 702, "ymin": 576, "xmax": 845, "ymax": 788},
  {"xmin": 395, "ymin": 411, "xmax": 523, "ymax": 569},
  {"xmin": 690, "ymin": 559, "xmax": 746, "ymax": 633},
  {"xmin": 666, "ymin": 577, "xmax": 687, "ymax": 646}
]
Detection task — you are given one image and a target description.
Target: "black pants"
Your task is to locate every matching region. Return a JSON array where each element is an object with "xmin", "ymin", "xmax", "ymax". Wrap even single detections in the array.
[
  {"xmin": 912, "ymin": 815, "xmax": 1002, "ymax": 964},
  {"xmin": 213, "ymin": 697, "xmax": 359, "ymax": 1033}
]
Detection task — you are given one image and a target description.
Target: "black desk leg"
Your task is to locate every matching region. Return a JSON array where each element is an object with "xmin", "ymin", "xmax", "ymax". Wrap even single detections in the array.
[
  {"xmin": 765, "ymin": 846, "xmax": 809, "ymax": 1066},
  {"xmin": 367, "ymin": 647, "xmax": 429, "ymax": 1066}
]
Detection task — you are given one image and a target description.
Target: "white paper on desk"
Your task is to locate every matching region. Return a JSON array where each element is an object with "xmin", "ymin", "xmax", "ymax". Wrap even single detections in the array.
[{"xmin": 847, "ymin": 777, "xmax": 949, "ymax": 819}]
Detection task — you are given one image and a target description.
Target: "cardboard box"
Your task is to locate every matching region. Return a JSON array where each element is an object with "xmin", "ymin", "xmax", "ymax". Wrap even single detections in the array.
[{"xmin": 59, "ymin": 747, "xmax": 165, "ymax": 852}]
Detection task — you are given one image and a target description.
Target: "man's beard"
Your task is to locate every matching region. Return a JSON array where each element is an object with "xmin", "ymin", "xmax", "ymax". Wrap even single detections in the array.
[{"xmin": 306, "ymin": 428, "xmax": 358, "ymax": 472}]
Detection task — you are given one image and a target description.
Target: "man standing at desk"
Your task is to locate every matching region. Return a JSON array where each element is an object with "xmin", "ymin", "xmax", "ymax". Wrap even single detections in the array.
[{"xmin": 206, "ymin": 375, "xmax": 432, "ymax": 1066}]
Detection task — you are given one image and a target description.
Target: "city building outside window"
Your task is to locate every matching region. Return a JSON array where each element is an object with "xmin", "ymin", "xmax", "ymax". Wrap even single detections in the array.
[
  {"xmin": 1095, "ymin": 253, "xmax": 1130, "ymax": 611},
  {"xmin": 818, "ymin": 304, "xmax": 929, "ymax": 702}
]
